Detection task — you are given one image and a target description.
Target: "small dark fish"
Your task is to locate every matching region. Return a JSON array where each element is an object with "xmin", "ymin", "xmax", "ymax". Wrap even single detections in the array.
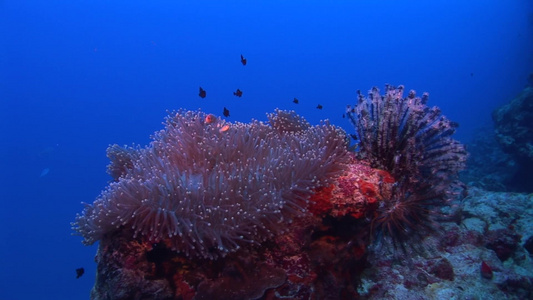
[
  {"xmin": 342, "ymin": 114, "xmax": 345, "ymax": 118},
  {"xmin": 233, "ymin": 89, "xmax": 243, "ymax": 97},
  {"xmin": 223, "ymin": 107, "xmax": 230, "ymax": 117},
  {"xmin": 240, "ymin": 54, "xmax": 247, "ymax": 66},
  {"xmin": 199, "ymin": 87, "xmax": 206, "ymax": 98},
  {"xmin": 350, "ymin": 134, "xmax": 358, "ymax": 141},
  {"xmin": 316, "ymin": 104, "xmax": 323, "ymax": 110},
  {"xmin": 293, "ymin": 98, "xmax": 299, "ymax": 104},
  {"xmin": 76, "ymin": 268, "xmax": 85, "ymax": 279}
]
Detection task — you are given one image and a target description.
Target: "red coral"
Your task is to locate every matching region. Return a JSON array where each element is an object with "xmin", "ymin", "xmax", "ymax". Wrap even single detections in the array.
[
  {"xmin": 351, "ymin": 243, "xmax": 366, "ymax": 260},
  {"xmin": 376, "ymin": 169, "xmax": 395, "ymax": 184},
  {"xmin": 485, "ymin": 228, "xmax": 521, "ymax": 261},
  {"xmin": 481, "ymin": 261, "xmax": 493, "ymax": 279},
  {"xmin": 173, "ymin": 274, "xmax": 195, "ymax": 300},
  {"xmin": 195, "ymin": 261, "xmax": 286, "ymax": 300},
  {"xmin": 358, "ymin": 180, "xmax": 378, "ymax": 203},
  {"xmin": 337, "ymin": 176, "xmax": 358, "ymax": 197},
  {"xmin": 308, "ymin": 185, "xmax": 334, "ymax": 216},
  {"xmin": 315, "ymin": 157, "xmax": 394, "ymax": 220},
  {"xmin": 428, "ymin": 258, "xmax": 455, "ymax": 281}
]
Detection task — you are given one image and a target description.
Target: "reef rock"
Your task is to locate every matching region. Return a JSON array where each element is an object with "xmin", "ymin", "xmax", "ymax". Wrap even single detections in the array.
[
  {"xmin": 356, "ymin": 187, "xmax": 533, "ymax": 300},
  {"xmin": 493, "ymin": 86, "xmax": 533, "ymax": 192}
]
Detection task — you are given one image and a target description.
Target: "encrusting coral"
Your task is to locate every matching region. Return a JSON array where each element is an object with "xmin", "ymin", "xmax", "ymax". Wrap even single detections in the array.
[
  {"xmin": 73, "ymin": 109, "xmax": 350, "ymax": 259},
  {"xmin": 346, "ymin": 85, "xmax": 467, "ymax": 248}
]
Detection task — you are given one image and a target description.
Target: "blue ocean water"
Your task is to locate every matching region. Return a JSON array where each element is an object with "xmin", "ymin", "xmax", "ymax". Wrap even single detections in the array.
[{"xmin": 0, "ymin": 1, "xmax": 532, "ymax": 299}]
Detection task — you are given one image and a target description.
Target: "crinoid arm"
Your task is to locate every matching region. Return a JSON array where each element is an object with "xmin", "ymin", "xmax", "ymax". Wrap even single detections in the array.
[{"xmin": 347, "ymin": 85, "xmax": 467, "ymax": 250}]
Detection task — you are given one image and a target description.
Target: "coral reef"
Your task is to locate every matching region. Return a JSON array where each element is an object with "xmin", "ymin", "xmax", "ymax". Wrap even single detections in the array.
[
  {"xmin": 492, "ymin": 86, "xmax": 533, "ymax": 192},
  {"xmin": 87, "ymin": 171, "xmax": 533, "ymax": 300},
  {"xmin": 76, "ymin": 85, "xmax": 533, "ymax": 299},
  {"xmin": 73, "ymin": 109, "xmax": 349, "ymax": 259},
  {"xmin": 88, "ymin": 158, "xmax": 395, "ymax": 300},
  {"xmin": 346, "ymin": 85, "xmax": 467, "ymax": 246}
]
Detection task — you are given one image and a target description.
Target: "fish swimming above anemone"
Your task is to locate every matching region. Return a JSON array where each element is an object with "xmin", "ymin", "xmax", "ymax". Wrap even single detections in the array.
[
  {"xmin": 233, "ymin": 88, "xmax": 243, "ymax": 97},
  {"xmin": 199, "ymin": 87, "xmax": 206, "ymax": 98}
]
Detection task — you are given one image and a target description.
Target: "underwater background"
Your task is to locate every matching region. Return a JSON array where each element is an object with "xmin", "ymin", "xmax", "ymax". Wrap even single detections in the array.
[{"xmin": 1, "ymin": 0, "xmax": 532, "ymax": 299}]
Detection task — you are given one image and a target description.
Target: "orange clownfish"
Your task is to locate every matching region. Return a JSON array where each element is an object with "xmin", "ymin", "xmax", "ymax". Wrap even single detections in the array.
[
  {"xmin": 205, "ymin": 114, "xmax": 217, "ymax": 124},
  {"xmin": 219, "ymin": 124, "xmax": 230, "ymax": 133}
]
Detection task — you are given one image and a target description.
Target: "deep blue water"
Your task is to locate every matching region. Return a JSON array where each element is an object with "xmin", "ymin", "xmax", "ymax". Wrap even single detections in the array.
[{"xmin": 1, "ymin": 1, "xmax": 532, "ymax": 299}]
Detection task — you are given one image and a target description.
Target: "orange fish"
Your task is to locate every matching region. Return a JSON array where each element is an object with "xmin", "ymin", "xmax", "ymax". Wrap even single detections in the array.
[
  {"xmin": 240, "ymin": 54, "xmax": 247, "ymax": 66},
  {"xmin": 205, "ymin": 114, "xmax": 217, "ymax": 124},
  {"xmin": 233, "ymin": 89, "xmax": 243, "ymax": 97},
  {"xmin": 199, "ymin": 87, "xmax": 206, "ymax": 98},
  {"xmin": 219, "ymin": 124, "xmax": 230, "ymax": 133}
]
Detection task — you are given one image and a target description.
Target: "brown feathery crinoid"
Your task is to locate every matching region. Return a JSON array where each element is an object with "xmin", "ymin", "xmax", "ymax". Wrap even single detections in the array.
[
  {"xmin": 73, "ymin": 109, "xmax": 349, "ymax": 259},
  {"xmin": 346, "ymin": 85, "xmax": 467, "ymax": 250}
]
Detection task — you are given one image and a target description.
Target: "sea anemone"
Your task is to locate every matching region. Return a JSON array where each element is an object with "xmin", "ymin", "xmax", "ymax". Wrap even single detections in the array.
[
  {"xmin": 73, "ymin": 109, "xmax": 349, "ymax": 259},
  {"xmin": 346, "ymin": 85, "xmax": 467, "ymax": 248}
]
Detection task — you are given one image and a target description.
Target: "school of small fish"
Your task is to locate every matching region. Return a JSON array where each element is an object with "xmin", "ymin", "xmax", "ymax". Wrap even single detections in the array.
[{"xmin": 198, "ymin": 55, "xmax": 325, "ymax": 120}]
